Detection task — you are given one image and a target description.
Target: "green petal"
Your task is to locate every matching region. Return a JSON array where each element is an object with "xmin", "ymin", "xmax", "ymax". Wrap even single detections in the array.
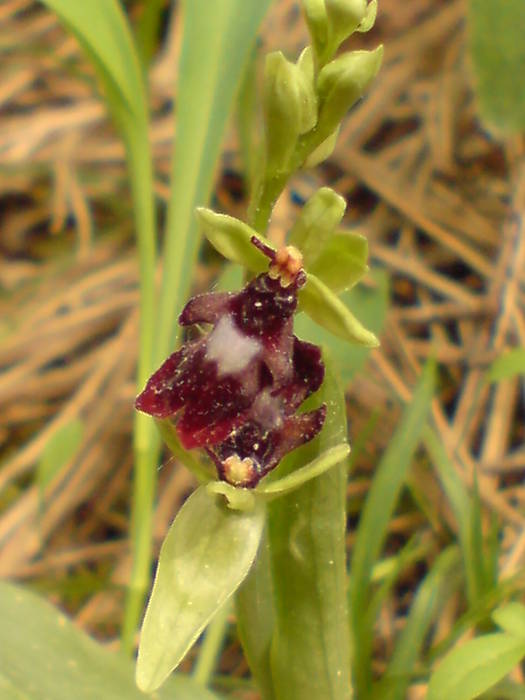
[
  {"xmin": 300, "ymin": 273, "xmax": 379, "ymax": 346},
  {"xmin": 256, "ymin": 443, "xmax": 350, "ymax": 499}
]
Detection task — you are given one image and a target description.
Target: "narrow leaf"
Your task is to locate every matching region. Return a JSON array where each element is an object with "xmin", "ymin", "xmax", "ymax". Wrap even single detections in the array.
[
  {"xmin": 39, "ymin": 0, "xmax": 145, "ymax": 116},
  {"xmin": 376, "ymin": 547, "xmax": 460, "ymax": 700},
  {"xmin": 37, "ymin": 419, "xmax": 83, "ymax": 492},
  {"xmin": 136, "ymin": 485, "xmax": 265, "ymax": 692},
  {"xmin": 300, "ymin": 272, "xmax": 379, "ymax": 346},
  {"xmin": 486, "ymin": 348, "xmax": 525, "ymax": 382},
  {"xmin": 156, "ymin": 0, "xmax": 273, "ymax": 357},
  {"xmin": 427, "ymin": 634, "xmax": 525, "ymax": 700},
  {"xmin": 0, "ymin": 581, "xmax": 219, "ymax": 700},
  {"xmin": 493, "ymin": 603, "xmax": 525, "ymax": 639},
  {"xmin": 350, "ymin": 361, "xmax": 435, "ymax": 696}
]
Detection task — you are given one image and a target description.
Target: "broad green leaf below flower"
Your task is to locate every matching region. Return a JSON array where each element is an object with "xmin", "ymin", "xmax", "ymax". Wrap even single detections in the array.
[{"xmin": 136, "ymin": 485, "xmax": 265, "ymax": 692}]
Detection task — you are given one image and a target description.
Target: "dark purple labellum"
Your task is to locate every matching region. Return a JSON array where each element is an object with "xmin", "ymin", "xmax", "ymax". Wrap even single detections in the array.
[{"xmin": 135, "ymin": 239, "xmax": 326, "ymax": 487}]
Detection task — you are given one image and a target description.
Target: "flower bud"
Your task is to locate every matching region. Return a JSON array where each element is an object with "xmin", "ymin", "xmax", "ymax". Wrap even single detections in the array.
[
  {"xmin": 263, "ymin": 51, "xmax": 303, "ymax": 175},
  {"xmin": 296, "ymin": 46, "xmax": 318, "ymax": 133},
  {"xmin": 301, "ymin": 0, "xmax": 329, "ymax": 63},
  {"xmin": 316, "ymin": 45, "xmax": 383, "ymax": 138},
  {"xmin": 325, "ymin": 0, "xmax": 367, "ymax": 50},
  {"xmin": 356, "ymin": 0, "xmax": 377, "ymax": 32}
]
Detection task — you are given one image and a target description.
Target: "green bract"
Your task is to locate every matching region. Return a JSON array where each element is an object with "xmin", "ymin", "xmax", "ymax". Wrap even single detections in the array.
[{"xmin": 136, "ymin": 486, "xmax": 265, "ymax": 692}]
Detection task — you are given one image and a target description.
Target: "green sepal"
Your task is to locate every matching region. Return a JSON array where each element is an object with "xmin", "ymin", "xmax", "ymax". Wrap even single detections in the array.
[
  {"xmin": 196, "ymin": 207, "xmax": 271, "ymax": 272},
  {"xmin": 136, "ymin": 485, "xmax": 265, "ymax": 692},
  {"xmin": 256, "ymin": 443, "xmax": 350, "ymax": 500},
  {"xmin": 303, "ymin": 125, "xmax": 340, "ymax": 168},
  {"xmin": 357, "ymin": 0, "xmax": 377, "ymax": 32},
  {"xmin": 300, "ymin": 273, "xmax": 379, "ymax": 346},
  {"xmin": 263, "ymin": 51, "xmax": 303, "ymax": 174},
  {"xmin": 316, "ymin": 46, "xmax": 383, "ymax": 140},
  {"xmin": 325, "ymin": 0, "xmax": 367, "ymax": 54},
  {"xmin": 288, "ymin": 187, "xmax": 346, "ymax": 266},
  {"xmin": 207, "ymin": 481, "xmax": 257, "ymax": 512},
  {"xmin": 308, "ymin": 231, "xmax": 368, "ymax": 293}
]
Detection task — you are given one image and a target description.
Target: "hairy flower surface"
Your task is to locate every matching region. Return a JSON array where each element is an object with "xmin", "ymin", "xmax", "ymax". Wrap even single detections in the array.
[{"xmin": 136, "ymin": 240, "xmax": 326, "ymax": 487}]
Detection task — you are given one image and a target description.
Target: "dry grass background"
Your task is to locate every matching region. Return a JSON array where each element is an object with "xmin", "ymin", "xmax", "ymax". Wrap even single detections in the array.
[{"xmin": 1, "ymin": 0, "xmax": 524, "ymax": 686}]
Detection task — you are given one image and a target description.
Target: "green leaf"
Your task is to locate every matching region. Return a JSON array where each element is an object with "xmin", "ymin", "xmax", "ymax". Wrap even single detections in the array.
[
  {"xmin": 136, "ymin": 485, "xmax": 265, "ymax": 692},
  {"xmin": 350, "ymin": 360, "xmax": 435, "ymax": 697},
  {"xmin": 375, "ymin": 547, "xmax": 460, "ymax": 700},
  {"xmin": 486, "ymin": 348, "xmax": 525, "ymax": 382},
  {"xmin": 308, "ymin": 231, "xmax": 368, "ymax": 293},
  {"xmin": 0, "ymin": 580, "xmax": 220, "ymax": 700},
  {"xmin": 38, "ymin": 0, "xmax": 145, "ymax": 117},
  {"xmin": 37, "ymin": 419, "xmax": 83, "ymax": 493},
  {"xmin": 268, "ymin": 353, "xmax": 352, "ymax": 700},
  {"xmin": 493, "ymin": 603, "xmax": 525, "ymax": 639},
  {"xmin": 287, "ymin": 187, "xmax": 346, "ymax": 267},
  {"xmin": 424, "ymin": 427, "xmax": 491, "ymax": 608},
  {"xmin": 468, "ymin": 0, "xmax": 525, "ymax": 134},
  {"xmin": 294, "ymin": 268, "xmax": 389, "ymax": 385},
  {"xmin": 196, "ymin": 207, "xmax": 271, "ymax": 272},
  {"xmin": 427, "ymin": 633, "xmax": 525, "ymax": 700},
  {"xmin": 300, "ymin": 272, "xmax": 379, "ymax": 346},
  {"xmin": 156, "ymin": 0, "xmax": 273, "ymax": 357}
]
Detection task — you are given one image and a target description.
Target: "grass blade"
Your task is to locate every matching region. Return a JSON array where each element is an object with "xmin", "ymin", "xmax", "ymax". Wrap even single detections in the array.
[
  {"xmin": 349, "ymin": 360, "xmax": 435, "ymax": 697},
  {"xmin": 38, "ymin": 0, "xmax": 158, "ymax": 652},
  {"xmin": 155, "ymin": 0, "xmax": 273, "ymax": 361}
]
